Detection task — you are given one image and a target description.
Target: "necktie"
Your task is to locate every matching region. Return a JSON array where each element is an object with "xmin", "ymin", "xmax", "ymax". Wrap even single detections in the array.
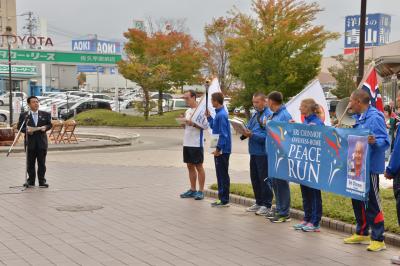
[{"xmin": 33, "ymin": 113, "xmax": 38, "ymax": 126}]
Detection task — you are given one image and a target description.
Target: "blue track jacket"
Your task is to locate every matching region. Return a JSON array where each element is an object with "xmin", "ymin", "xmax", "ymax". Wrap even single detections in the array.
[
  {"xmin": 304, "ymin": 114, "xmax": 324, "ymax": 126},
  {"xmin": 353, "ymin": 106, "xmax": 390, "ymax": 174},
  {"xmin": 386, "ymin": 128, "xmax": 400, "ymax": 177},
  {"xmin": 265, "ymin": 105, "xmax": 292, "ymax": 153},
  {"xmin": 208, "ymin": 107, "xmax": 232, "ymax": 154},
  {"xmin": 247, "ymin": 107, "xmax": 272, "ymax": 155}
]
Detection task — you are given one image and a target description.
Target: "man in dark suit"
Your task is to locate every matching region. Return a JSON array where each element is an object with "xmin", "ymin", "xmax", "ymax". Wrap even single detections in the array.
[{"xmin": 18, "ymin": 96, "xmax": 52, "ymax": 188}]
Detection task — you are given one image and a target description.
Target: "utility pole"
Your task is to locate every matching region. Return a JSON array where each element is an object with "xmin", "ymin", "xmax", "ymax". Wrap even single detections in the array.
[
  {"xmin": 23, "ymin": 11, "xmax": 37, "ymax": 49},
  {"xmin": 97, "ymin": 67, "xmax": 100, "ymax": 92},
  {"xmin": 357, "ymin": 0, "xmax": 367, "ymax": 86}
]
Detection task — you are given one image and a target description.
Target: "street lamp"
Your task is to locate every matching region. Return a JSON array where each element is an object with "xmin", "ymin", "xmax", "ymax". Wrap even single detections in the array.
[{"xmin": 4, "ymin": 26, "xmax": 15, "ymax": 127}]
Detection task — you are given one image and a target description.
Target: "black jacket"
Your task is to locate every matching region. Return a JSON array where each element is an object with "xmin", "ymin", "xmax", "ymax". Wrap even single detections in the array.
[{"xmin": 17, "ymin": 110, "xmax": 52, "ymax": 150}]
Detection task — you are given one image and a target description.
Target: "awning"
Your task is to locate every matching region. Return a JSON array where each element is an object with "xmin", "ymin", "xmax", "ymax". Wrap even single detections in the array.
[{"xmin": 374, "ymin": 55, "xmax": 400, "ymax": 77}]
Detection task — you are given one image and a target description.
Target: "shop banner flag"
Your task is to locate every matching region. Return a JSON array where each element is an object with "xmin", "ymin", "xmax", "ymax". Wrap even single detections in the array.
[{"xmin": 267, "ymin": 121, "xmax": 371, "ymax": 201}]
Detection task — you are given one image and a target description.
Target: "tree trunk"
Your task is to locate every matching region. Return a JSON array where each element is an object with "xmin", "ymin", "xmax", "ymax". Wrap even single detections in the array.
[
  {"xmin": 245, "ymin": 107, "xmax": 251, "ymax": 120},
  {"xmin": 158, "ymin": 89, "xmax": 164, "ymax": 115},
  {"xmin": 144, "ymin": 89, "xmax": 150, "ymax": 121}
]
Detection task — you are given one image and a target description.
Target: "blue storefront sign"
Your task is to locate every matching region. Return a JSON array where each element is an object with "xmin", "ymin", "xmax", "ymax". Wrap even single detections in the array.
[
  {"xmin": 77, "ymin": 65, "xmax": 104, "ymax": 73},
  {"xmin": 72, "ymin": 39, "xmax": 121, "ymax": 54},
  {"xmin": 344, "ymin": 13, "xmax": 391, "ymax": 52},
  {"xmin": 267, "ymin": 121, "xmax": 371, "ymax": 201},
  {"xmin": 110, "ymin": 67, "xmax": 117, "ymax": 75}
]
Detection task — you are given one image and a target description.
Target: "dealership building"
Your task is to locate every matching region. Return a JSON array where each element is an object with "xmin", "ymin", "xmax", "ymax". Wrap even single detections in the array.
[{"xmin": 0, "ymin": 35, "xmax": 137, "ymax": 96}]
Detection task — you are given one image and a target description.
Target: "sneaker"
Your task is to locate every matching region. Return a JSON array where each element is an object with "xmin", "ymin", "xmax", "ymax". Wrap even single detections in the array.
[
  {"xmin": 293, "ymin": 221, "xmax": 308, "ymax": 230},
  {"xmin": 211, "ymin": 200, "xmax": 230, "ymax": 207},
  {"xmin": 367, "ymin": 240, "xmax": 386, "ymax": 252},
  {"xmin": 391, "ymin": 256, "xmax": 400, "ymax": 264},
  {"xmin": 194, "ymin": 191, "xmax": 204, "ymax": 200},
  {"xmin": 255, "ymin": 206, "xmax": 269, "ymax": 216},
  {"xmin": 246, "ymin": 204, "xmax": 260, "ymax": 212},
  {"xmin": 343, "ymin": 234, "xmax": 371, "ymax": 244},
  {"xmin": 265, "ymin": 208, "xmax": 275, "ymax": 219},
  {"xmin": 180, "ymin": 189, "xmax": 196, "ymax": 198},
  {"xmin": 269, "ymin": 215, "xmax": 291, "ymax": 223},
  {"xmin": 302, "ymin": 223, "xmax": 320, "ymax": 232}
]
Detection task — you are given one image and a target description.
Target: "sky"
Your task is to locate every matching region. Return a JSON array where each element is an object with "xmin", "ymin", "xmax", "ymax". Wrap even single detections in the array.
[{"xmin": 16, "ymin": 0, "xmax": 400, "ymax": 56}]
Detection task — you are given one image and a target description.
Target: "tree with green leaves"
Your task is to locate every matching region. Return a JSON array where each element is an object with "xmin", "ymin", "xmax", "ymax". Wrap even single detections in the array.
[
  {"xmin": 225, "ymin": 0, "xmax": 339, "ymax": 114},
  {"xmin": 328, "ymin": 54, "xmax": 371, "ymax": 99},
  {"xmin": 118, "ymin": 29, "xmax": 171, "ymax": 120},
  {"xmin": 119, "ymin": 27, "xmax": 205, "ymax": 116},
  {"xmin": 77, "ymin": 72, "xmax": 86, "ymax": 88}
]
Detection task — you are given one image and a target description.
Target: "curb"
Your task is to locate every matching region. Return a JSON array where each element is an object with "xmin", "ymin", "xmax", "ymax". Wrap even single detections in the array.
[
  {"xmin": 76, "ymin": 133, "xmax": 140, "ymax": 143},
  {"xmin": 0, "ymin": 133, "xmax": 140, "ymax": 154},
  {"xmin": 0, "ymin": 142, "xmax": 132, "ymax": 154},
  {"xmin": 204, "ymin": 189, "xmax": 400, "ymax": 247},
  {"xmin": 78, "ymin": 126, "xmax": 181, "ymax": 129}
]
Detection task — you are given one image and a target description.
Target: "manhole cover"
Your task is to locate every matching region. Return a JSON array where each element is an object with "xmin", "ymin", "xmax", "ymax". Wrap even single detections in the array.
[{"xmin": 56, "ymin": 205, "xmax": 103, "ymax": 212}]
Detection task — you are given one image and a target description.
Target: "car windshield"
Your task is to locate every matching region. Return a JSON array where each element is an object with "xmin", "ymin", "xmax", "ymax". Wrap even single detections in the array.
[
  {"xmin": 60, "ymin": 102, "xmax": 77, "ymax": 109},
  {"xmin": 175, "ymin": 100, "xmax": 188, "ymax": 108}
]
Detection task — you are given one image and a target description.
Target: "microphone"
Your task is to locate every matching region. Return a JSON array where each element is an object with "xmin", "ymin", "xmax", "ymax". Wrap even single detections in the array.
[{"xmin": 24, "ymin": 109, "xmax": 32, "ymax": 122}]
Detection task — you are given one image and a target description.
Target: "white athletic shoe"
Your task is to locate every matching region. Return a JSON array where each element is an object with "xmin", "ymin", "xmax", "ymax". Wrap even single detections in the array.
[
  {"xmin": 391, "ymin": 256, "xmax": 400, "ymax": 265},
  {"xmin": 255, "ymin": 206, "xmax": 269, "ymax": 216},
  {"xmin": 246, "ymin": 204, "xmax": 260, "ymax": 212}
]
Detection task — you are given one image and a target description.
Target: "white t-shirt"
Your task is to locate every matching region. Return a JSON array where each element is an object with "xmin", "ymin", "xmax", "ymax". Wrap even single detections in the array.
[{"xmin": 183, "ymin": 108, "xmax": 207, "ymax": 147}]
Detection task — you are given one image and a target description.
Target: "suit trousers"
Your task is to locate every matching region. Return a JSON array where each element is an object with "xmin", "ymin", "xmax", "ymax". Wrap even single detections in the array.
[{"xmin": 27, "ymin": 147, "xmax": 47, "ymax": 185}]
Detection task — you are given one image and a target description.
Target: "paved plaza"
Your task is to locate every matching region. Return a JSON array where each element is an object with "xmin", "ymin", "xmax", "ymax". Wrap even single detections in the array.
[{"xmin": 0, "ymin": 128, "xmax": 398, "ymax": 265}]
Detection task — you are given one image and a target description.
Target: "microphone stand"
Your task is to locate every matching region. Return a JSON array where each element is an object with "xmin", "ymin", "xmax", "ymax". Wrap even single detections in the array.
[{"xmin": 8, "ymin": 112, "xmax": 30, "ymax": 191}]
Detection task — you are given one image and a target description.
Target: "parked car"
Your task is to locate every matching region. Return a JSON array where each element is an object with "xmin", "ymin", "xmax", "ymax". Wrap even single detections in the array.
[
  {"xmin": 41, "ymin": 100, "xmax": 78, "ymax": 114},
  {"xmin": 150, "ymin": 92, "xmax": 173, "ymax": 100},
  {"xmin": 66, "ymin": 91, "xmax": 91, "ymax": 98},
  {"xmin": 0, "ymin": 110, "xmax": 9, "ymax": 123},
  {"xmin": 0, "ymin": 92, "xmax": 27, "ymax": 106},
  {"xmin": 90, "ymin": 93, "xmax": 113, "ymax": 101},
  {"xmin": 234, "ymin": 106, "xmax": 256, "ymax": 116},
  {"xmin": 60, "ymin": 99, "xmax": 112, "ymax": 120},
  {"xmin": 167, "ymin": 99, "xmax": 189, "ymax": 110},
  {"xmin": 42, "ymin": 92, "xmax": 64, "ymax": 97}
]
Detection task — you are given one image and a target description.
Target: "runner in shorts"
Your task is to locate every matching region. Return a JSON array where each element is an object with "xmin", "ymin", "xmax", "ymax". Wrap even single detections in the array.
[{"xmin": 180, "ymin": 90, "xmax": 208, "ymax": 200}]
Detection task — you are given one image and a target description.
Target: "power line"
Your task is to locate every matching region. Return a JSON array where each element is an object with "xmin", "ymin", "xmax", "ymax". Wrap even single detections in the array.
[
  {"xmin": 48, "ymin": 25, "xmax": 83, "ymax": 38},
  {"xmin": 47, "ymin": 23, "xmax": 120, "ymax": 41}
]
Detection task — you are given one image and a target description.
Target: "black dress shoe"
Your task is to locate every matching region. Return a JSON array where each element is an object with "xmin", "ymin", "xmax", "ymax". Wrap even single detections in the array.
[
  {"xmin": 23, "ymin": 183, "xmax": 34, "ymax": 188},
  {"xmin": 39, "ymin": 183, "xmax": 49, "ymax": 188}
]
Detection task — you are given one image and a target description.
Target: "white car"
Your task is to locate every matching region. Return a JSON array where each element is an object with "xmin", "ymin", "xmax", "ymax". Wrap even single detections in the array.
[
  {"xmin": 0, "ymin": 110, "xmax": 10, "ymax": 123},
  {"xmin": 0, "ymin": 92, "xmax": 27, "ymax": 106},
  {"xmin": 90, "ymin": 93, "xmax": 113, "ymax": 101},
  {"xmin": 167, "ymin": 99, "xmax": 189, "ymax": 110}
]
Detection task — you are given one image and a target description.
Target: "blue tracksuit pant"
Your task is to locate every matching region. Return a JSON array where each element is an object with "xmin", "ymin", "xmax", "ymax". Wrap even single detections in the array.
[
  {"xmin": 300, "ymin": 185, "xmax": 322, "ymax": 226},
  {"xmin": 215, "ymin": 153, "xmax": 230, "ymax": 204},
  {"xmin": 351, "ymin": 174, "xmax": 384, "ymax": 242},
  {"xmin": 272, "ymin": 178, "xmax": 290, "ymax": 216},
  {"xmin": 250, "ymin": 155, "xmax": 273, "ymax": 208}
]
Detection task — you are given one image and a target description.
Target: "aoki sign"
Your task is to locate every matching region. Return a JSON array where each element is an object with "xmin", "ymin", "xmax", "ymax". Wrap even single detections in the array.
[{"xmin": 72, "ymin": 39, "xmax": 121, "ymax": 54}]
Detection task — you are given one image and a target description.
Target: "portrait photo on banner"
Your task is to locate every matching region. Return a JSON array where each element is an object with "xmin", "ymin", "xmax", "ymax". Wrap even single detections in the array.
[{"xmin": 346, "ymin": 135, "xmax": 369, "ymax": 194}]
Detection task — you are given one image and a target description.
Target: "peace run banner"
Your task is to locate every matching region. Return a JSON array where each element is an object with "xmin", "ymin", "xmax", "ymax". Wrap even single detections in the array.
[{"xmin": 266, "ymin": 121, "xmax": 371, "ymax": 201}]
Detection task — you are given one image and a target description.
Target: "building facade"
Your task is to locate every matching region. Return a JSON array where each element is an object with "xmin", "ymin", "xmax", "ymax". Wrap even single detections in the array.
[{"xmin": 0, "ymin": 0, "xmax": 16, "ymax": 37}]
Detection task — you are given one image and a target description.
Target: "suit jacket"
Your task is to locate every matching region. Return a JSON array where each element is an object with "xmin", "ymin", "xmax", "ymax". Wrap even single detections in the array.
[{"xmin": 18, "ymin": 110, "xmax": 52, "ymax": 150}]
